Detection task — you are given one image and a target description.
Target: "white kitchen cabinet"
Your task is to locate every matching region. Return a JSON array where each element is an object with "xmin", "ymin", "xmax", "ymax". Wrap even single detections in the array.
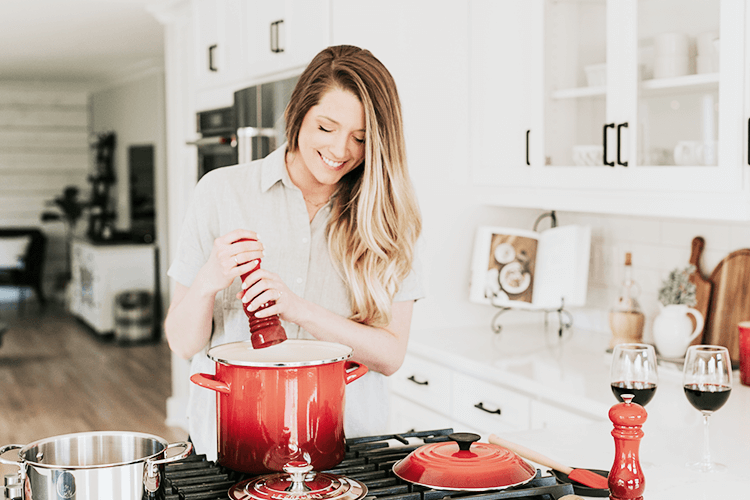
[
  {"xmin": 389, "ymin": 354, "xmax": 453, "ymax": 416},
  {"xmin": 472, "ymin": 0, "xmax": 750, "ymax": 220},
  {"xmin": 451, "ymin": 371, "xmax": 531, "ymax": 434},
  {"xmin": 243, "ymin": 0, "xmax": 330, "ymax": 81},
  {"xmin": 388, "ymin": 394, "xmax": 463, "ymax": 435},
  {"xmin": 192, "ymin": 0, "xmax": 244, "ymax": 92},
  {"xmin": 69, "ymin": 239, "xmax": 156, "ymax": 335},
  {"xmin": 389, "ymin": 350, "xmax": 600, "ymax": 438}
]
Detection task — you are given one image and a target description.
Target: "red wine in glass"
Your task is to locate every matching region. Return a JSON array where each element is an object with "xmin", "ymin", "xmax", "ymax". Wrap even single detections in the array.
[
  {"xmin": 683, "ymin": 383, "xmax": 731, "ymax": 412},
  {"xmin": 611, "ymin": 381, "xmax": 657, "ymax": 406}
]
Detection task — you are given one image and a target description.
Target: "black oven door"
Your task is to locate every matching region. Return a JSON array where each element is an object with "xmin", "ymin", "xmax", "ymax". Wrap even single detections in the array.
[{"xmin": 192, "ymin": 135, "xmax": 238, "ymax": 180}]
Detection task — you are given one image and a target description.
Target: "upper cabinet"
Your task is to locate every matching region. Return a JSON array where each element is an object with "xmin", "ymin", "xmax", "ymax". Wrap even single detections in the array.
[
  {"xmin": 192, "ymin": 0, "xmax": 330, "ymax": 97},
  {"xmin": 193, "ymin": 0, "xmax": 244, "ymax": 91},
  {"xmin": 471, "ymin": 0, "xmax": 750, "ymax": 220},
  {"xmin": 244, "ymin": 0, "xmax": 331, "ymax": 80}
]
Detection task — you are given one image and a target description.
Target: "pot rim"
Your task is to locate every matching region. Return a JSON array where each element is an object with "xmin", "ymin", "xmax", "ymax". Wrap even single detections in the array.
[
  {"xmin": 208, "ymin": 339, "xmax": 353, "ymax": 367},
  {"xmin": 16, "ymin": 431, "xmax": 169, "ymax": 470}
]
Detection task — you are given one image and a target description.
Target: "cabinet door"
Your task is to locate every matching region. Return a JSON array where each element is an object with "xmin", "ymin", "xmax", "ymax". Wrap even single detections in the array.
[
  {"xmin": 474, "ymin": 0, "xmax": 749, "ymax": 219},
  {"xmin": 244, "ymin": 0, "xmax": 330, "ymax": 81},
  {"xmin": 390, "ymin": 354, "xmax": 452, "ymax": 416},
  {"xmin": 388, "ymin": 394, "xmax": 461, "ymax": 435},
  {"xmin": 469, "ymin": 0, "xmax": 540, "ymax": 187},
  {"xmin": 193, "ymin": 0, "xmax": 244, "ymax": 90},
  {"xmin": 451, "ymin": 372, "xmax": 531, "ymax": 434},
  {"xmin": 540, "ymin": 0, "xmax": 744, "ymax": 190}
]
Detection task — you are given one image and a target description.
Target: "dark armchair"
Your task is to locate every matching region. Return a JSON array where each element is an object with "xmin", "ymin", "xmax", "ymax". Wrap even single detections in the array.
[{"xmin": 0, "ymin": 228, "xmax": 47, "ymax": 305}]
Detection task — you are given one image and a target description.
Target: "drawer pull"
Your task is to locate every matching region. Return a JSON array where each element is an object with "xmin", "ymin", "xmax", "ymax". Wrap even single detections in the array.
[
  {"xmin": 474, "ymin": 402, "xmax": 502, "ymax": 415},
  {"xmin": 407, "ymin": 375, "xmax": 429, "ymax": 386}
]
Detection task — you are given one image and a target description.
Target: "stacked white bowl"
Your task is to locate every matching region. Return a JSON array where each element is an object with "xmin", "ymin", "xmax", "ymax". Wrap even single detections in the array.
[
  {"xmin": 696, "ymin": 31, "xmax": 719, "ymax": 74},
  {"xmin": 654, "ymin": 32, "xmax": 689, "ymax": 78}
]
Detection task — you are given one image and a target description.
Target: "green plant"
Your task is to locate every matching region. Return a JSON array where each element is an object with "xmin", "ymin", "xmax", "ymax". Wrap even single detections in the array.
[
  {"xmin": 658, "ymin": 265, "xmax": 697, "ymax": 307},
  {"xmin": 40, "ymin": 185, "xmax": 89, "ymax": 284}
]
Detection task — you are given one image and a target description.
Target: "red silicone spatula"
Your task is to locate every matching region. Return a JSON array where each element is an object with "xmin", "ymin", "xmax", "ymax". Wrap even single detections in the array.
[{"xmin": 488, "ymin": 434, "xmax": 608, "ymax": 490}]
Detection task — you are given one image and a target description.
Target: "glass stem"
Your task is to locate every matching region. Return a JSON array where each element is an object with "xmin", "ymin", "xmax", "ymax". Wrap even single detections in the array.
[{"xmin": 701, "ymin": 412, "xmax": 712, "ymax": 467}]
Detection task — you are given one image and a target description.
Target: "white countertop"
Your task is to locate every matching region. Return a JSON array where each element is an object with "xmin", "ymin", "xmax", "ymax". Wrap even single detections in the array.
[{"xmin": 407, "ymin": 322, "xmax": 750, "ymax": 499}]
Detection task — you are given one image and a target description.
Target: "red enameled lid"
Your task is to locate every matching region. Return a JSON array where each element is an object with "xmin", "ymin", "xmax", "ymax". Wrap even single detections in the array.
[
  {"xmin": 393, "ymin": 433, "xmax": 537, "ymax": 491},
  {"xmin": 229, "ymin": 462, "xmax": 367, "ymax": 500}
]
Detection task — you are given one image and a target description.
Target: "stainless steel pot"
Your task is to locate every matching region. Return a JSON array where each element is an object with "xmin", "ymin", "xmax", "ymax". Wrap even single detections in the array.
[{"xmin": 0, "ymin": 431, "xmax": 192, "ymax": 499}]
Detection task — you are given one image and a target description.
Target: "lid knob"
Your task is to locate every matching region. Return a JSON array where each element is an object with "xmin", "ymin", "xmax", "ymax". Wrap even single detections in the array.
[
  {"xmin": 449, "ymin": 432, "xmax": 480, "ymax": 451},
  {"xmin": 283, "ymin": 461, "xmax": 313, "ymax": 493}
]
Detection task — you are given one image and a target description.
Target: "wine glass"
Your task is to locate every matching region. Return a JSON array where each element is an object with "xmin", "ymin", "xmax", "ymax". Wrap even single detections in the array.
[
  {"xmin": 610, "ymin": 343, "xmax": 658, "ymax": 406},
  {"xmin": 683, "ymin": 345, "xmax": 732, "ymax": 472}
]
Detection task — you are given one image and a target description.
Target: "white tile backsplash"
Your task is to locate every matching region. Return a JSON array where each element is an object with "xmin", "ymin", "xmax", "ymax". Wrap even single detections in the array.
[
  {"xmin": 554, "ymin": 209, "xmax": 750, "ymax": 337},
  {"xmin": 412, "ymin": 204, "xmax": 750, "ymax": 339}
]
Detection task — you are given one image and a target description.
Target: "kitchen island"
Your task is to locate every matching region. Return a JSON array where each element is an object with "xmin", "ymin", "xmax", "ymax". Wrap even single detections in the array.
[{"xmin": 399, "ymin": 321, "xmax": 750, "ymax": 499}]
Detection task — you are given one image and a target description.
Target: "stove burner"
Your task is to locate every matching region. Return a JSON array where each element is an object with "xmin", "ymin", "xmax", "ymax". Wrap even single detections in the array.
[{"xmin": 163, "ymin": 429, "xmax": 574, "ymax": 500}]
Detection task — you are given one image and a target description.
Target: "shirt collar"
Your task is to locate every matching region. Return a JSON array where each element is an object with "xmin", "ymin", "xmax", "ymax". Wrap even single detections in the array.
[{"xmin": 260, "ymin": 144, "xmax": 293, "ymax": 193}]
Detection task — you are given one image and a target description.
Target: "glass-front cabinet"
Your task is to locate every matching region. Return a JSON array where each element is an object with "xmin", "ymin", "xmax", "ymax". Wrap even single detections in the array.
[{"xmin": 471, "ymin": 0, "xmax": 748, "ymax": 219}]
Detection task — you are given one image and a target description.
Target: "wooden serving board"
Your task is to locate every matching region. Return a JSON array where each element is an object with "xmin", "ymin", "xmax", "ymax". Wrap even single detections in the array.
[
  {"xmin": 704, "ymin": 249, "xmax": 750, "ymax": 364},
  {"xmin": 688, "ymin": 237, "xmax": 712, "ymax": 346}
]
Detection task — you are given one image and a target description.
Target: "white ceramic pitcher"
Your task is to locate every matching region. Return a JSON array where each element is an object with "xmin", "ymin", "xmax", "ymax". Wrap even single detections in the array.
[{"xmin": 652, "ymin": 304, "xmax": 704, "ymax": 359}]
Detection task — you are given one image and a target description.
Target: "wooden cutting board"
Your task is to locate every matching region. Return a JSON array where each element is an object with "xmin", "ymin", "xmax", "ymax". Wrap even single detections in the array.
[
  {"xmin": 704, "ymin": 248, "xmax": 750, "ymax": 364},
  {"xmin": 688, "ymin": 236, "xmax": 712, "ymax": 346}
]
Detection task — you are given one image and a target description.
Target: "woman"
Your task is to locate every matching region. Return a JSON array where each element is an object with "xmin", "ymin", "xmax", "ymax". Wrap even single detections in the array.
[{"xmin": 165, "ymin": 45, "xmax": 423, "ymax": 460}]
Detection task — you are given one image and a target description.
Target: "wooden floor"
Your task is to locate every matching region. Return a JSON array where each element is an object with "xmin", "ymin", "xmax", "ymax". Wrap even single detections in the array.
[{"xmin": 0, "ymin": 300, "xmax": 187, "ymax": 474}]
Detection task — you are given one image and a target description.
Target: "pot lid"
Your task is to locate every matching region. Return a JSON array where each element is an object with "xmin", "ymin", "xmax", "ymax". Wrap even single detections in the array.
[
  {"xmin": 208, "ymin": 339, "xmax": 352, "ymax": 367},
  {"xmin": 393, "ymin": 432, "xmax": 536, "ymax": 491},
  {"xmin": 229, "ymin": 462, "xmax": 367, "ymax": 500}
]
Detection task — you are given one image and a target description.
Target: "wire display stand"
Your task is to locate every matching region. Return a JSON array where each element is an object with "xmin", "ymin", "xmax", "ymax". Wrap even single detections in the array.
[{"xmin": 489, "ymin": 296, "xmax": 573, "ymax": 337}]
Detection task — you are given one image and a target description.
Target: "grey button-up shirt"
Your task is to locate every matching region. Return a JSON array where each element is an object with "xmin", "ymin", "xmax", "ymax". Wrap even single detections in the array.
[{"xmin": 168, "ymin": 145, "xmax": 424, "ymax": 459}]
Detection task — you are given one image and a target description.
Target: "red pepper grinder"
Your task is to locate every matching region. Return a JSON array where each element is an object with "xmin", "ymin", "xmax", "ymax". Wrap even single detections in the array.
[
  {"xmin": 608, "ymin": 394, "xmax": 647, "ymax": 500},
  {"xmin": 236, "ymin": 238, "xmax": 287, "ymax": 349}
]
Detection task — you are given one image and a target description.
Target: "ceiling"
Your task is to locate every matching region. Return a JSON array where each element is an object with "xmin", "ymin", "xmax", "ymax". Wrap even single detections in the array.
[{"xmin": 0, "ymin": 0, "xmax": 168, "ymax": 87}]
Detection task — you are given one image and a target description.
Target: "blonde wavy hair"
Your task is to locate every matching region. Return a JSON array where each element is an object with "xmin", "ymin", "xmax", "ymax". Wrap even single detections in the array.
[{"xmin": 285, "ymin": 45, "xmax": 422, "ymax": 327}]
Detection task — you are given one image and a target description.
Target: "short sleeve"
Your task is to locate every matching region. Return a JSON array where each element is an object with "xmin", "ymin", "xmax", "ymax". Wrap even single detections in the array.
[{"xmin": 167, "ymin": 174, "xmax": 220, "ymax": 287}]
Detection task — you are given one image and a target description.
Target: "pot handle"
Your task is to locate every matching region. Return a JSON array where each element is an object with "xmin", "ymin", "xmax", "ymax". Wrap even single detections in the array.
[
  {"xmin": 344, "ymin": 361, "xmax": 368, "ymax": 385},
  {"xmin": 685, "ymin": 307, "xmax": 705, "ymax": 343},
  {"xmin": 144, "ymin": 441, "xmax": 193, "ymax": 493},
  {"xmin": 0, "ymin": 444, "xmax": 24, "ymax": 498},
  {"xmin": 190, "ymin": 373, "xmax": 230, "ymax": 394},
  {"xmin": 0, "ymin": 444, "xmax": 23, "ymax": 467}
]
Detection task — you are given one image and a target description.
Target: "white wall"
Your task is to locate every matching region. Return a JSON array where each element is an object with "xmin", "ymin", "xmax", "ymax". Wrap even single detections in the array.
[
  {"xmin": 411, "ymin": 204, "xmax": 750, "ymax": 345},
  {"xmin": 0, "ymin": 82, "xmax": 89, "ymax": 299},
  {"xmin": 89, "ymin": 70, "xmax": 169, "ymax": 324}
]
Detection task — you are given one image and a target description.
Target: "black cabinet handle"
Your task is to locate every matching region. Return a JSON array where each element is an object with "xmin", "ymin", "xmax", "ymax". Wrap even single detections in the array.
[
  {"xmin": 526, "ymin": 129, "xmax": 530, "ymax": 166},
  {"xmin": 407, "ymin": 375, "xmax": 428, "ymax": 386},
  {"xmin": 617, "ymin": 122, "xmax": 629, "ymax": 167},
  {"xmin": 208, "ymin": 44, "xmax": 218, "ymax": 72},
  {"xmin": 474, "ymin": 402, "xmax": 501, "ymax": 415},
  {"xmin": 603, "ymin": 123, "xmax": 615, "ymax": 167},
  {"xmin": 270, "ymin": 20, "xmax": 284, "ymax": 53}
]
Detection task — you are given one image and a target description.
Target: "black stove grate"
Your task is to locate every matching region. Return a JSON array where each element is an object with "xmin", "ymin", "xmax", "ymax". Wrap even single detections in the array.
[{"xmin": 163, "ymin": 429, "xmax": 574, "ymax": 500}]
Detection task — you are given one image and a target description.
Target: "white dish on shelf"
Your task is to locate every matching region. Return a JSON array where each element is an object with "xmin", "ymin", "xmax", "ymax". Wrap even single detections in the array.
[
  {"xmin": 584, "ymin": 63, "xmax": 606, "ymax": 87},
  {"xmin": 572, "ymin": 145, "xmax": 603, "ymax": 166}
]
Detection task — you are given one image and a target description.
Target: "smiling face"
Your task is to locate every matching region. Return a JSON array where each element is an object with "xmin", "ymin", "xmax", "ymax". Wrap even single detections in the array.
[{"xmin": 287, "ymin": 87, "xmax": 366, "ymax": 193}]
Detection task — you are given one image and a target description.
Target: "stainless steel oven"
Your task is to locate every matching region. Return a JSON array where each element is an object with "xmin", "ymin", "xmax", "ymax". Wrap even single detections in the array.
[{"xmin": 190, "ymin": 106, "xmax": 238, "ymax": 180}]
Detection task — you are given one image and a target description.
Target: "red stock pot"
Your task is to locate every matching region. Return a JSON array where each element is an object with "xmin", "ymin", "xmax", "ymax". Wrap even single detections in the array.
[{"xmin": 190, "ymin": 339, "xmax": 368, "ymax": 474}]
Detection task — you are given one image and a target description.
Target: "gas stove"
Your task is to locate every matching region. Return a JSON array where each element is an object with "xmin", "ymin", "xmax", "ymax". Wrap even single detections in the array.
[{"xmin": 163, "ymin": 429, "xmax": 575, "ymax": 500}]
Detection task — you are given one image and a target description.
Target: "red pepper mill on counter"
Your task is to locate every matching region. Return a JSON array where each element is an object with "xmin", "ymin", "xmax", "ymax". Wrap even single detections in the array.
[
  {"xmin": 608, "ymin": 394, "xmax": 647, "ymax": 500},
  {"xmin": 236, "ymin": 238, "xmax": 287, "ymax": 349}
]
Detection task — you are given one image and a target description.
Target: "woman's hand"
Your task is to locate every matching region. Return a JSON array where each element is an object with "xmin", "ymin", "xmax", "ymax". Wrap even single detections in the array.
[
  {"xmin": 237, "ymin": 268, "xmax": 301, "ymax": 323},
  {"xmin": 199, "ymin": 229, "xmax": 264, "ymax": 296}
]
